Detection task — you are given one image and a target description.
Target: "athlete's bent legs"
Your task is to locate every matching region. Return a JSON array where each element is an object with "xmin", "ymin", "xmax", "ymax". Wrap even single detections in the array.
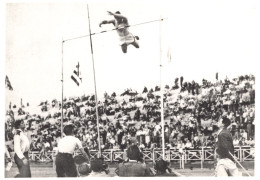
[
  {"xmin": 121, "ymin": 43, "xmax": 127, "ymax": 53},
  {"xmin": 131, "ymin": 37, "xmax": 139, "ymax": 48},
  {"xmin": 131, "ymin": 41, "xmax": 139, "ymax": 48}
]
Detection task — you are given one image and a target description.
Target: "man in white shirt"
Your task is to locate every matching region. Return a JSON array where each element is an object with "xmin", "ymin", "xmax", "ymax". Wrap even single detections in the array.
[
  {"xmin": 154, "ymin": 122, "xmax": 161, "ymax": 132},
  {"xmin": 13, "ymin": 120, "xmax": 31, "ymax": 177},
  {"xmin": 55, "ymin": 124, "xmax": 90, "ymax": 177}
]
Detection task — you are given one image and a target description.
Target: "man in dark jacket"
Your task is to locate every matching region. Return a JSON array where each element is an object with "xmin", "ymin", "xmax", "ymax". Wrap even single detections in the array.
[
  {"xmin": 215, "ymin": 117, "xmax": 241, "ymax": 176},
  {"xmin": 116, "ymin": 144, "xmax": 152, "ymax": 176}
]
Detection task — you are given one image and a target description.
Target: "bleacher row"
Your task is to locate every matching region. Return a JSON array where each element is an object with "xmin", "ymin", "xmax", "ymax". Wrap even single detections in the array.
[{"xmin": 24, "ymin": 146, "xmax": 254, "ymax": 169}]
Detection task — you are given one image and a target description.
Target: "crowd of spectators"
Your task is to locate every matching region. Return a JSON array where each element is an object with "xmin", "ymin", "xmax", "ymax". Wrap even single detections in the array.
[{"xmin": 5, "ymin": 74, "xmax": 255, "ymax": 161}]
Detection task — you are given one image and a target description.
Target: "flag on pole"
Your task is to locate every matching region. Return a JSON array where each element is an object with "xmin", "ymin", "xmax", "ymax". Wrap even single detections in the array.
[
  {"xmin": 71, "ymin": 62, "xmax": 82, "ymax": 86},
  {"xmin": 5, "ymin": 75, "xmax": 13, "ymax": 91}
]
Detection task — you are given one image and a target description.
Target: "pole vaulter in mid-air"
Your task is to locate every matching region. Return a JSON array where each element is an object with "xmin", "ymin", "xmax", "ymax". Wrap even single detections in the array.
[{"xmin": 99, "ymin": 11, "xmax": 140, "ymax": 53}]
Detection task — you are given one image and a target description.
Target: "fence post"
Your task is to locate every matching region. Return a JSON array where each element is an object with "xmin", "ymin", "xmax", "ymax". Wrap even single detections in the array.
[
  {"xmin": 123, "ymin": 149, "xmax": 127, "ymax": 160},
  {"xmin": 153, "ymin": 148, "xmax": 155, "ymax": 163},
  {"xmin": 184, "ymin": 150, "xmax": 187, "ymax": 163},
  {"xmin": 240, "ymin": 146, "xmax": 242, "ymax": 162},
  {"xmin": 111, "ymin": 149, "xmax": 113, "ymax": 162},
  {"xmin": 52, "ymin": 151, "xmax": 56, "ymax": 169},
  {"xmin": 152, "ymin": 148, "xmax": 155, "ymax": 168},
  {"xmin": 201, "ymin": 147, "xmax": 204, "ymax": 169},
  {"xmin": 182, "ymin": 152, "xmax": 185, "ymax": 169},
  {"xmin": 179, "ymin": 152, "xmax": 182, "ymax": 169}
]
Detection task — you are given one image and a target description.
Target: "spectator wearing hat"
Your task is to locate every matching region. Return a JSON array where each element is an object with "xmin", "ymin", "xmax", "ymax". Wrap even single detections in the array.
[
  {"xmin": 116, "ymin": 144, "xmax": 152, "ymax": 176},
  {"xmin": 13, "ymin": 119, "xmax": 31, "ymax": 177},
  {"xmin": 215, "ymin": 117, "xmax": 241, "ymax": 176},
  {"xmin": 55, "ymin": 124, "xmax": 90, "ymax": 177}
]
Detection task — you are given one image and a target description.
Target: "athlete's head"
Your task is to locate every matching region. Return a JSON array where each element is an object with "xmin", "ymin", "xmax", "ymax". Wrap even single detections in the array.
[{"xmin": 115, "ymin": 11, "xmax": 121, "ymax": 14}]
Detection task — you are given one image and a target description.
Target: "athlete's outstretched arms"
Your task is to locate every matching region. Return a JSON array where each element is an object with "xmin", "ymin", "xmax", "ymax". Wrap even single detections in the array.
[{"xmin": 99, "ymin": 20, "xmax": 116, "ymax": 27}]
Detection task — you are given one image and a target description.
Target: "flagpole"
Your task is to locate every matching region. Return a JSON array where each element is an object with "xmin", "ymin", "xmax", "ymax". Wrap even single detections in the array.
[
  {"xmin": 159, "ymin": 16, "xmax": 165, "ymax": 160},
  {"xmin": 87, "ymin": 4, "xmax": 101, "ymax": 157},
  {"xmin": 61, "ymin": 38, "xmax": 64, "ymax": 138}
]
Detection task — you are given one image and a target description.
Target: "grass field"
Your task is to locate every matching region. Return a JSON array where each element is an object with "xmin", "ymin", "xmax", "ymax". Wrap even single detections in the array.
[{"xmin": 4, "ymin": 161, "xmax": 254, "ymax": 177}]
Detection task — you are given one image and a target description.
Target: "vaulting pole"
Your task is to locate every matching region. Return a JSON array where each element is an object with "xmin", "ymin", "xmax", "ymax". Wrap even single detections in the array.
[
  {"xmin": 87, "ymin": 4, "xmax": 101, "ymax": 157},
  {"xmin": 159, "ymin": 17, "xmax": 165, "ymax": 159},
  {"xmin": 229, "ymin": 152, "xmax": 251, "ymax": 176}
]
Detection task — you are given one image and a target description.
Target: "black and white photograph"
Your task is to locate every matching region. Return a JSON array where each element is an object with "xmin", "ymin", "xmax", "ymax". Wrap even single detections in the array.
[{"xmin": 1, "ymin": 0, "xmax": 258, "ymax": 178}]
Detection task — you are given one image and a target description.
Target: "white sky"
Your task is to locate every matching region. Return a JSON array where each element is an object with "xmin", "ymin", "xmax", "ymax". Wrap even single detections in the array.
[{"xmin": 2, "ymin": 0, "xmax": 258, "ymax": 108}]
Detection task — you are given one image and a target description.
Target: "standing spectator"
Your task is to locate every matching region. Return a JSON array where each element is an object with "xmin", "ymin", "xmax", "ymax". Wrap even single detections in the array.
[
  {"xmin": 134, "ymin": 108, "xmax": 141, "ymax": 121},
  {"xmin": 164, "ymin": 126, "xmax": 170, "ymax": 144},
  {"xmin": 116, "ymin": 144, "xmax": 152, "ymax": 176},
  {"xmin": 215, "ymin": 117, "xmax": 241, "ymax": 176},
  {"xmin": 13, "ymin": 120, "xmax": 31, "ymax": 177},
  {"xmin": 117, "ymin": 127, "xmax": 124, "ymax": 145},
  {"xmin": 247, "ymin": 108, "xmax": 254, "ymax": 139},
  {"xmin": 144, "ymin": 125, "xmax": 151, "ymax": 146},
  {"xmin": 39, "ymin": 140, "xmax": 47, "ymax": 161},
  {"xmin": 55, "ymin": 124, "xmax": 89, "ymax": 177}
]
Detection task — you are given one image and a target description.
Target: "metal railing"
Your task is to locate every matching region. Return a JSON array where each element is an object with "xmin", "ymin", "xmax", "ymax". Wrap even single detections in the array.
[{"xmin": 27, "ymin": 146, "xmax": 254, "ymax": 169}]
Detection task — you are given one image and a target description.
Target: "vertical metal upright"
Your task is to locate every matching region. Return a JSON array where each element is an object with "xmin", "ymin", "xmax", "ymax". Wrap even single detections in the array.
[
  {"xmin": 61, "ymin": 38, "xmax": 64, "ymax": 137},
  {"xmin": 159, "ymin": 17, "xmax": 165, "ymax": 159}
]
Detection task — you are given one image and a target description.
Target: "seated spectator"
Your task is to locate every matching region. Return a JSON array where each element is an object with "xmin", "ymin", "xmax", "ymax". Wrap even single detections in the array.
[
  {"xmin": 233, "ymin": 137, "xmax": 240, "ymax": 146},
  {"xmin": 245, "ymin": 137, "xmax": 255, "ymax": 147},
  {"xmin": 238, "ymin": 137, "xmax": 247, "ymax": 146},
  {"xmin": 184, "ymin": 139, "xmax": 193, "ymax": 149},
  {"xmin": 113, "ymin": 142, "xmax": 120, "ymax": 150}
]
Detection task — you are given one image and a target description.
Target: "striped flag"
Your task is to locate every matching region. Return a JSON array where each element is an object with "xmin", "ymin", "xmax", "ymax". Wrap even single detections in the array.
[
  {"xmin": 5, "ymin": 75, "xmax": 13, "ymax": 91},
  {"xmin": 71, "ymin": 62, "xmax": 82, "ymax": 86}
]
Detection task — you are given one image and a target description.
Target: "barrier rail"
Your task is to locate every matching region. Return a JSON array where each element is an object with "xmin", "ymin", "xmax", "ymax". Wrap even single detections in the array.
[{"xmin": 27, "ymin": 146, "xmax": 254, "ymax": 169}]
